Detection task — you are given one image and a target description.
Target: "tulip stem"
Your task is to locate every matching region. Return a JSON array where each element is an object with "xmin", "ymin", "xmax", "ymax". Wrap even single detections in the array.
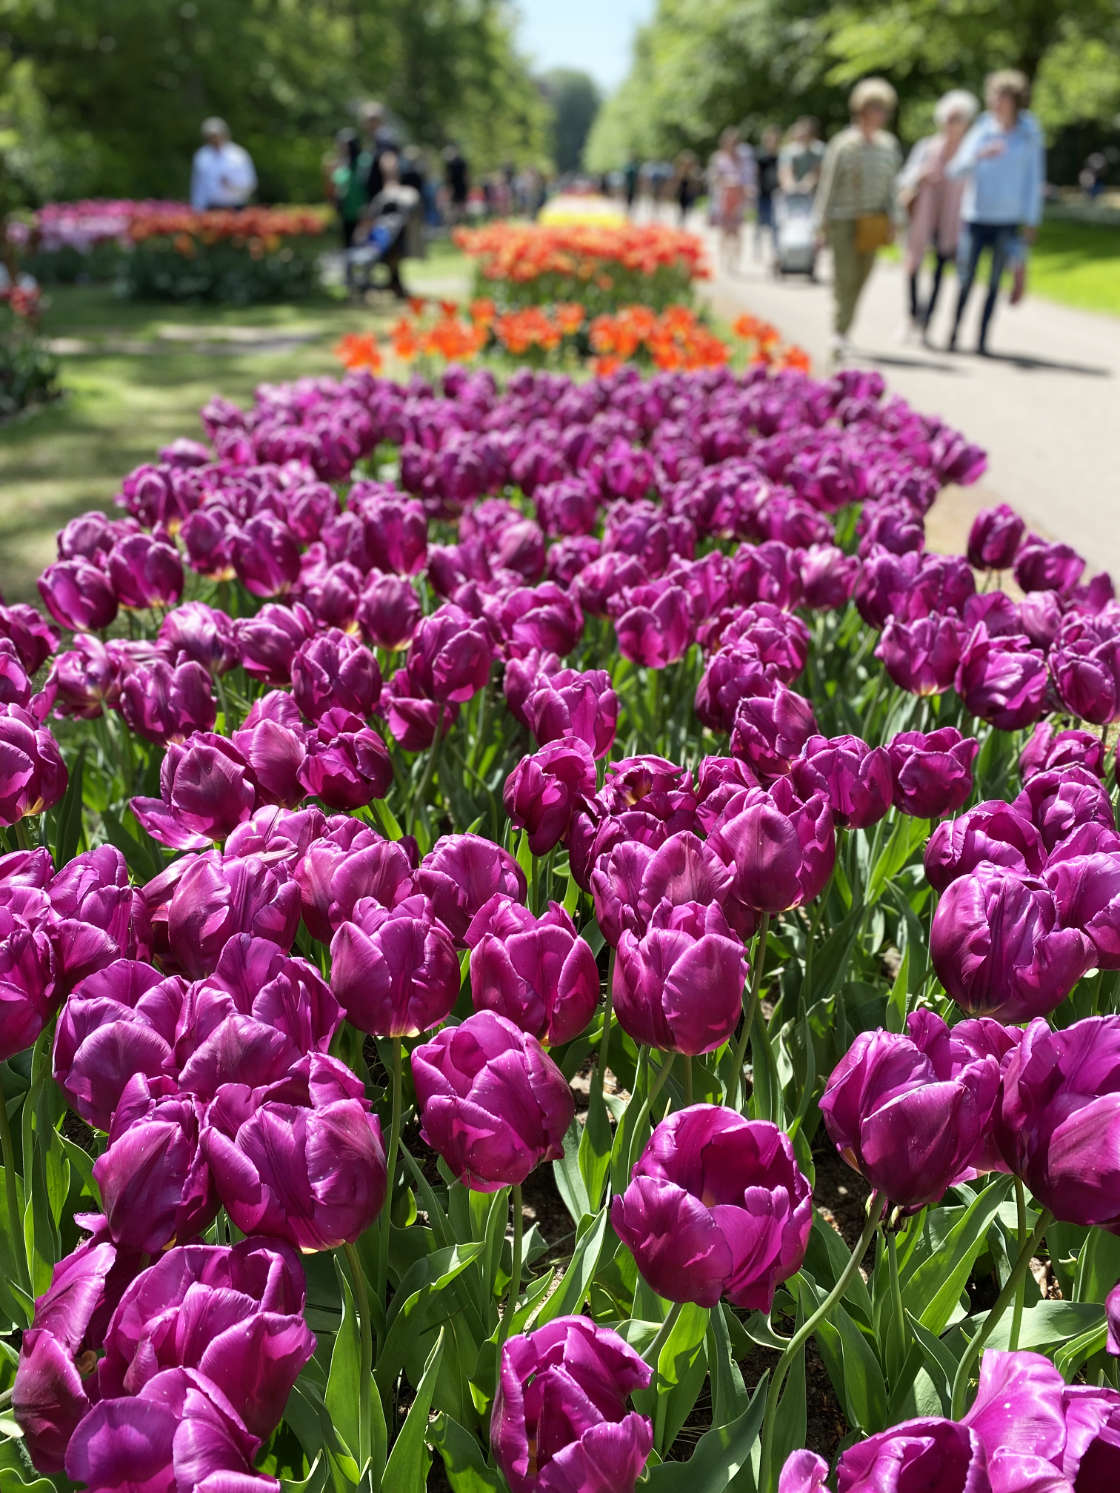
[
  {"xmin": 379, "ymin": 1038, "xmax": 404, "ymax": 1302},
  {"xmin": 0, "ymin": 1069, "xmax": 27, "ymax": 1294},
  {"xmin": 1009, "ymin": 1178, "xmax": 1029, "ymax": 1351},
  {"xmin": 595, "ymin": 952, "xmax": 615, "ymax": 1096},
  {"xmin": 683, "ymin": 1055, "xmax": 694, "ymax": 1106},
  {"xmin": 497, "ymin": 1184, "xmax": 524, "ymax": 1356},
  {"xmin": 729, "ymin": 912, "xmax": 770, "ymax": 1112},
  {"xmin": 643, "ymin": 1298, "xmax": 685, "ymax": 1369},
  {"xmin": 759, "ymin": 1192, "xmax": 886, "ymax": 1493},
  {"xmin": 949, "ymin": 1207, "xmax": 1052, "ymax": 1419},
  {"xmin": 414, "ymin": 707, "xmax": 446, "ymax": 831},
  {"xmin": 12, "ymin": 818, "xmax": 32, "ymax": 852},
  {"xmin": 886, "ymin": 1224, "xmax": 906, "ymax": 1381},
  {"xmin": 343, "ymin": 1240, "xmax": 374, "ymax": 1477}
]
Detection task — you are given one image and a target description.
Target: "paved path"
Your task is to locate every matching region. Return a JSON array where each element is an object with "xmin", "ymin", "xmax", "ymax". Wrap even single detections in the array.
[{"xmin": 700, "ymin": 232, "xmax": 1120, "ymax": 575}]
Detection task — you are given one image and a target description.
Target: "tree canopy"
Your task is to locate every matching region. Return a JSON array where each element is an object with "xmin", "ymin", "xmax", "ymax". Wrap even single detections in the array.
[
  {"xmin": 584, "ymin": 0, "xmax": 1120, "ymax": 177},
  {"xmin": 0, "ymin": 0, "xmax": 549, "ymax": 206},
  {"xmin": 540, "ymin": 68, "xmax": 601, "ymax": 175}
]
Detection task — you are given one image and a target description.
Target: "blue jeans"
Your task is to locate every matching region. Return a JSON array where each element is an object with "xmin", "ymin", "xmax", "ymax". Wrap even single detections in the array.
[{"xmin": 952, "ymin": 221, "xmax": 1018, "ymax": 347}]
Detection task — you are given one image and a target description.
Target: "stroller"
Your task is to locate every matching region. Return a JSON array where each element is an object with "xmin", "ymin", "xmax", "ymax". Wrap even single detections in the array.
[
  {"xmin": 346, "ymin": 190, "xmax": 415, "ymax": 297},
  {"xmin": 773, "ymin": 192, "xmax": 817, "ymax": 278}
]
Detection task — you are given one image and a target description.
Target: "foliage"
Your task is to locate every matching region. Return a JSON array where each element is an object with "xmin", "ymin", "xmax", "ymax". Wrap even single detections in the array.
[
  {"xmin": 0, "ymin": 285, "xmax": 59, "ymax": 417},
  {"xmin": 539, "ymin": 67, "xmax": 603, "ymax": 174},
  {"xmin": 0, "ymin": 0, "xmax": 549, "ymax": 206}
]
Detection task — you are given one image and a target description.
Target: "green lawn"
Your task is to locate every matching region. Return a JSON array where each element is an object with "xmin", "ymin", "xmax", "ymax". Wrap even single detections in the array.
[
  {"xmin": 1027, "ymin": 216, "xmax": 1120, "ymax": 316},
  {"xmin": 0, "ymin": 245, "xmax": 469, "ymax": 600}
]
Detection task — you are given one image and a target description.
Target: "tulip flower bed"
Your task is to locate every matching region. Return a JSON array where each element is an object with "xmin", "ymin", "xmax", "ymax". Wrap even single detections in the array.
[
  {"xmin": 335, "ymin": 299, "xmax": 808, "ymax": 378},
  {"xmin": 453, "ymin": 221, "xmax": 708, "ymax": 314},
  {"xmin": 4, "ymin": 201, "xmax": 188, "ymax": 284},
  {"xmin": 121, "ymin": 206, "xmax": 330, "ymax": 304},
  {"xmin": 5, "ymin": 354, "xmax": 1120, "ymax": 1493}
]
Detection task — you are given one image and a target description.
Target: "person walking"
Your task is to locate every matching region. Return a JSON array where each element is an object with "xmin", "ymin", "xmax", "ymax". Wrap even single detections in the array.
[
  {"xmin": 897, "ymin": 90, "xmax": 979, "ymax": 342},
  {"xmin": 359, "ymin": 101, "xmax": 399, "ymax": 201},
  {"xmin": 673, "ymin": 151, "xmax": 703, "ymax": 224},
  {"xmin": 443, "ymin": 143, "xmax": 470, "ymax": 225},
  {"xmin": 190, "ymin": 118, "xmax": 256, "ymax": 212},
  {"xmin": 328, "ymin": 130, "xmax": 367, "ymax": 252},
  {"xmin": 778, "ymin": 118, "xmax": 825, "ymax": 198},
  {"xmin": 754, "ymin": 126, "xmax": 782, "ymax": 261},
  {"xmin": 708, "ymin": 128, "xmax": 752, "ymax": 271},
  {"xmin": 814, "ymin": 78, "xmax": 902, "ymax": 363},
  {"xmin": 944, "ymin": 69, "xmax": 1044, "ymax": 355}
]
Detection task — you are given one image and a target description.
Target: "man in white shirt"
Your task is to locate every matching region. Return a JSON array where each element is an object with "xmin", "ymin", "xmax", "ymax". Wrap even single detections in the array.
[{"xmin": 190, "ymin": 118, "xmax": 257, "ymax": 212}]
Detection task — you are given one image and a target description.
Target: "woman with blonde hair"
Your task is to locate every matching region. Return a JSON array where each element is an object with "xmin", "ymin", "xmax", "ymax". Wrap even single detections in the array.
[
  {"xmin": 945, "ymin": 69, "xmax": 1044, "ymax": 354},
  {"xmin": 897, "ymin": 89, "xmax": 979, "ymax": 341},
  {"xmin": 814, "ymin": 77, "xmax": 902, "ymax": 362}
]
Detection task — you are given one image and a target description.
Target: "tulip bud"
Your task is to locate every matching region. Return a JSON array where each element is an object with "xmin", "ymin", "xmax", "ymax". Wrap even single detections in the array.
[
  {"xmin": 470, "ymin": 899, "xmax": 599, "ymax": 1045},
  {"xmin": 0, "ymin": 704, "xmax": 68, "ymax": 825},
  {"xmin": 330, "ymin": 894, "xmax": 460, "ymax": 1037},
  {"xmin": 887, "ymin": 727, "xmax": 978, "ymax": 819},
  {"xmin": 966, "ymin": 503, "xmax": 1025, "ymax": 570},
  {"xmin": 292, "ymin": 627, "xmax": 382, "ymax": 721},
  {"xmin": 503, "ymin": 736, "xmax": 596, "ymax": 855},
  {"xmin": 416, "ymin": 833, "xmax": 527, "ymax": 945}
]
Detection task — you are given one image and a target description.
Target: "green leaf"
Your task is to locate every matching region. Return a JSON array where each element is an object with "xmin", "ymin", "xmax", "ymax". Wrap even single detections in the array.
[
  {"xmin": 324, "ymin": 1260, "xmax": 363, "ymax": 1468},
  {"xmin": 645, "ymin": 1372, "xmax": 769, "ymax": 1492},
  {"xmin": 904, "ymin": 1177, "xmax": 1014, "ymax": 1336},
  {"xmin": 579, "ymin": 1078, "xmax": 614, "ymax": 1212},
  {"xmin": 554, "ymin": 1119, "xmax": 591, "ymax": 1224},
  {"xmin": 382, "ymin": 1327, "xmax": 446, "ymax": 1493},
  {"xmin": 709, "ymin": 1306, "xmax": 749, "ymax": 1424},
  {"xmin": 536, "ymin": 1207, "xmax": 610, "ymax": 1326},
  {"xmin": 973, "ymin": 1300, "xmax": 1102, "ymax": 1353},
  {"xmin": 802, "ymin": 1281, "xmax": 887, "ymax": 1435},
  {"xmin": 376, "ymin": 1243, "xmax": 486, "ymax": 1394},
  {"xmin": 887, "ymin": 1312, "xmax": 960, "ymax": 1422},
  {"xmin": 428, "ymin": 1413, "xmax": 504, "ymax": 1493}
]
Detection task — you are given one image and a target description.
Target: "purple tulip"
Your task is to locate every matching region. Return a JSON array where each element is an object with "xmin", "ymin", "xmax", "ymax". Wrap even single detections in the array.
[
  {"xmin": 159, "ymin": 601, "xmax": 239, "ymax": 674},
  {"xmin": 1108, "ymin": 1284, "xmax": 1120, "ymax": 1356},
  {"xmin": 0, "ymin": 602, "xmax": 58, "ymax": 673},
  {"xmin": 236, "ymin": 602, "xmax": 316, "ymax": 684},
  {"xmin": 291, "ymin": 627, "xmax": 382, "ymax": 721},
  {"xmin": 612, "ymin": 1105, "xmax": 811, "ymax": 1308},
  {"xmin": 997, "ymin": 1016, "xmax": 1120, "ymax": 1229},
  {"xmin": 53, "ymin": 960, "xmax": 181, "ymax": 1128},
  {"xmin": 1046, "ymin": 851, "xmax": 1120, "ymax": 971},
  {"xmin": 615, "ymin": 583, "xmax": 693, "ymax": 668},
  {"xmin": 118, "ymin": 657, "xmax": 216, "ymax": 745},
  {"xmin": 65, "ymin": 1367, "xmax": 278, "ymax": 1493},
  {"xmin": 1020, "ymin": 722, "xmax": 1105, "ymax": 783},
  {"xmin": 959, "ymin": 1349, "xmax": 1066, "ymax": 1491},
  {"xmin": 46, "ymin": 633, "xmax": 118, "ymax": 719},
  {"xmin": 404, "ymin": 603, "xmax": 494, "ymax": 703},
  {"xmin": 931, "ymin": 864, "xmax": 1092, "ymax": 1020},
  {"xmin": 888, "ymin": 728, "xmax": 979, "ymax": 819},
  {"xmin": 1013, "ymin": 766, "xmax": 1116, "ymax": 853},
  {"xmin": 780, "ymin": 1420, "xmax": 987, "ymax": 1493},
  {"xmin": 1052, "ymin": 631, "xmax": 1120, "ymax": 726},
  {"xmin": 791, "ymin": 734, "xmax": 893, "ymax": 830},
  {"xmin": 729, "ymin": 685, "xmax": 817, "ymax": 781},
  {"xmin": 821, "ymin": 1015, "xmax": 1000, "ymax": 1207},
  {"xmin": 967, "ymin": 503, "xmax": 1025, "ymax": 570},
  {"xmin": 298, "ymin": 707, "xmax": 393, "ymax": 810},
  {"xmin": 708, "ymin": 775, "xmax": 835, "ymax": 915},
  {"xmin": 470, "ymin": 898, "xmax": 599, "ymax": 1045},
  {"xmin": 411, "ymin": 1012, "xmax": 574, "ymax": 1191},
  {"xmin": 294, "ymin": 819, "xmax": 409, "ymax": 941},
  {"xmin": 876, "ymin": 613, "xmax": 966, "ymax": 697},
  {"xmin": 93, "ymin": 1074, "xmax": 218, "ymax": 1252},
  {"xmin": 416, "ymin": 833, "xmax": 527, "ymax": 945},
  {"xmin": 132, "ymin": 732, "xmax": 257, "ymax": 850},
  {"xmin": 798, "ymin": 543, "xmax": 859, "ymax": 610},
  {"xmin": 504, "ymin": 736, "xmax": 596, "ymax": 854},
  {"xmin": 330, "ymin": 893, "xmax": 460, "ymax": 1036},
  {"xmin": 353, "ymin": 488, "xmax": 428, "ymax": 573},
  {"xmin": 234, "ymin": 512, "xmax": 301, "ymax": 597},
  {"xmin": 230, "ymin": 691, "xmax": 308, "ymax": 808},
  {"xmin": 38, "ymin": 559, "xmax": 118, "ymax": 632},
  {"xmin": 924, "ymin": 799, "xmax": 1046, "ymax": 892},
  {"xmin": 203, "ymin": 1053, "xmax": 386, "ymax": 1250},
  {"xmin": 523, "ymin": 666, "xmax": 618, "ymax": 760},
  {"xmin": 0, "ymin": 904, "xmax": 57, "ymax": 1060},
  {"xmin": 694, "ymin": 648, "xmax": 777, "ymax": 734},
  {"xmin": 491, "ymin": 1317, "xmax": 652, "ymax": 1493},
  {"xmin": 590, "ymin": 831, "xmax": 732, "ymax": 946},
  {"xmin": 0, "ymin": 703, "xmax": 68, "ymax": 825},
  {"xmin": 175, "ymin": 936, "xmax": 341, "ymax": 1099},
  {"xmin": 97, "ymin": 1237, "xmax": 314, "ymax": 1440},
  {"xmin": 612, "ymin": 902, "xmax": 746, "ymax": 1055},
  {"xmin": 358, "ymin": 572, "xmax": 422, "ymax": 650},
  {"xmin": 163, "ymin": 851, "xmax": 300, "ymax": 979},
  {"xmin": 1014, "ymin": 537, "xmax": 1085, "ymax": 595},
  {"xmin": 0, "ymin": 638, "xmax": 32, "ymax": 708},
  {"xmin": 955, "ymin": 628, "xmax": 1048, "ymax": 731},
  {"xmin": 106, "ymin": 533, "xmax": 183, "ymax": 610}
]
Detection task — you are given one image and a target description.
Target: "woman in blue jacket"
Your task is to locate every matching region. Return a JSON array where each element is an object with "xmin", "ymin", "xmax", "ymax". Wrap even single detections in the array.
[{"xmin": 945, "ymin": 69, "xmax": 1044, "ymax": 354}]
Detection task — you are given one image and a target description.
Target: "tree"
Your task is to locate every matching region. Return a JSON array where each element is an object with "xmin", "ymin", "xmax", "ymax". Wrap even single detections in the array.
[
  {"xmin": 0, "ymin": 0, "xmax": 548, "ymax": 204},
  {"xmin": 539, "ymin": 67, "xmax": 601, "ymax": 173}
]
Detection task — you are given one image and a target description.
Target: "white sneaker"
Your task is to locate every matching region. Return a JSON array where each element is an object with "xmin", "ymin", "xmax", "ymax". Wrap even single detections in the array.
[{"xmin": 830, "ymin": 335, "xmax": 850, "ymax": 364}]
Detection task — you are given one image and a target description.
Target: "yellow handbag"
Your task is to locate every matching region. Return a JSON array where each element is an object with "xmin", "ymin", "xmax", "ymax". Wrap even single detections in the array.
[{"xmin": 854, "ymin": 212, "xmax": 893, "ymax": 252}]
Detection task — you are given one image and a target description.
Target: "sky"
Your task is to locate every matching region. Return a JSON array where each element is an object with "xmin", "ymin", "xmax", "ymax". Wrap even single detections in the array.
[{"xmin": 515, "ymin": 0, "xmax": 655, "ymax": 93}]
